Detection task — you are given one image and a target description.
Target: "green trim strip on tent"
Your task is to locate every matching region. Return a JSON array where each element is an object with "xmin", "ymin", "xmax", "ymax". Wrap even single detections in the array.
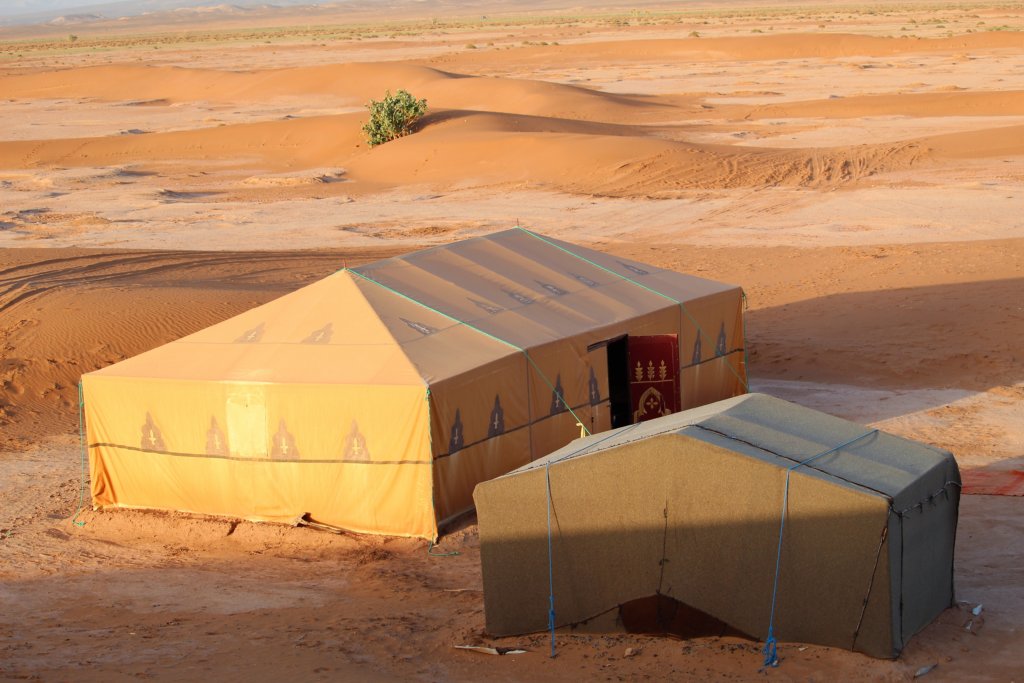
[
  {"xmin": 346, "ymin": 268, "xmax": 592, "ymax": 437},
  {"xmin": 514, "ymin": 226, "xmax": 749, "ymax": 392}
]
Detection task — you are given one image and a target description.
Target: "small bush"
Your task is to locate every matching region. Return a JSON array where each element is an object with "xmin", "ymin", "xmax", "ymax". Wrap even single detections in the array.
[{"xmin": 362, "ymin": 90, "xmax": 428, "ymax": 147}]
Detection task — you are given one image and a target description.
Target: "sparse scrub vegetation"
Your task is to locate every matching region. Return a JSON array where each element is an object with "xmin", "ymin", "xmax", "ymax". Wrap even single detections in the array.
[{"xmin": 362, "ymin": 89, "xmax": 428, "ymax": 147}]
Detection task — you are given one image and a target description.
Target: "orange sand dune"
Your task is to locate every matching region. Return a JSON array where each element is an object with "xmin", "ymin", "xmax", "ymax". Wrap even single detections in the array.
[
  {"xmin": 0, "ymin": 114, "xmax": 365, "ymax": 171},
  {"xmin": 443, "ymin": 32, "xmax": 1024, "ymax": 68},
  {"xmin": 917, "ymin": 123, "xmax": 1024, "ymax": 158},
  {"xmin": 736, "ymin": 91, "xmax": 1024, "ymax": 120},
  {"xmin": 2, "ymin": 106, "xmax": 1020, "ymax": 195},
  {"xmin": 346, "ymin": 115, "xmax": 932, "ymax": 193},
  {"xmin": 0, "ymin": 62, "xmax": 680, "ymax": 122},
  {"xmin": 6, "ymin": 58, "xmax": 1023, "ymax": 143}
]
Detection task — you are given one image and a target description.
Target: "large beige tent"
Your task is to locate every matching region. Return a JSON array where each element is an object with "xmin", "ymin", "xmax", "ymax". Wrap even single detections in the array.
[
  {"xmin": 474, "ymin": 393, "xmax": 961, "ymax": 659},
  {"xmin": 83, "ymin": 228, "xmax": 746, "ymax": 539}
]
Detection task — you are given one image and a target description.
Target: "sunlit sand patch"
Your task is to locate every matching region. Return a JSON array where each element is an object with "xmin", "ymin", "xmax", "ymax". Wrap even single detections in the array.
[
  {"xmin": 751, "ymin": 379, "xmax": 1024, "ymax": 470},
  {"xmin": 687, "ymin": 116, "xmax": 1024, "ymax": 148},
  {"xmin": 241, "ymin": 169, "xmax": 347, "ymax": 187}
]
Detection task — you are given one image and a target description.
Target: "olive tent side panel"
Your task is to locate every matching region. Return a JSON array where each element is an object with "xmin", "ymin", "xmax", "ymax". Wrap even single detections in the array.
[
  {"xmin": 428, "ymin": 353, "xmax": 533, "ymax": 526},
  {"xmin": 893, "ymin": 457, "xmax": 961, "ymax": 652},
  {"xmin": 679, "ymin": 287, "xmax": 747, "ymax": 409},
  {"xmin": 474, "ymin": 434, "xmax": 896, "ymax": 657},
  {"xmin": 83, "ymin": 374, "xmax": 436, "ymax": 539}
]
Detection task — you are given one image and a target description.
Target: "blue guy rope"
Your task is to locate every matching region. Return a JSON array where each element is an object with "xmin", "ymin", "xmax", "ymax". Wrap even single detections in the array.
[
  {"xmin": 762, "ymin": 428, "xmax": 879, "ymax": 667},
  {"xmin": 540, "ymin": 423, "xmax": 641, "ymax": 660},
  {"xmin": 540, "ymin": 423, "xmax": 643, "ymax": 659},
  {"xmin": 545, "ymin": 461, "xmax": 557, "ymax": 658}
]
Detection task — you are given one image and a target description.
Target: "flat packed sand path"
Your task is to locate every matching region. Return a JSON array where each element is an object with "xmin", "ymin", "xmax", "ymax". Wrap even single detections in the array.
[{"xmin": 1, "ymin": 2, "xmax": 1022, "ymax": 680}]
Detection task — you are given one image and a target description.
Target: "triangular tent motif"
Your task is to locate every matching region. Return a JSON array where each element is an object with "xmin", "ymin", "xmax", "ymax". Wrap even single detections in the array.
[
  {"xmin": 270, "ymin": 419, "xmax": 299, "ymax": 460},
  {"xmin": 488, "ymin": 395, "xmax": 505, "ymax": 438},
  {"xmin": 302, "ymin": 323, "xmax": 333, "ymax": 344},
  {"xmin": 140, "ymin": 412, "xmax": 166, "ymax": 452},
  {"xmin": 449, "ymin": 409, "xmax": 465, "ymax": 453},
  {"xmin": 504, "ymin": 289, "xmax": 533, "ymax": 306},
  {"xmin": 571, "ymin": 272, "xmax": 598, "ymax": 287},
  {"xmin": 537, "ymin": 281, "xmax": 567, "ymax": 296},
  {"xmin": 618, "ymin": 261, "xmax": 649, "ymax": 276},
  {"xmin": 205, "ymin": 416, "xmax": 228, "ymax": 456},
  {"xmin": 469, "ymin": 298, "xmax": 503, "ymax": 315},
  {"xmin": 235, "ymin": 322, "xmax": 265, "ymax": 344},
  {"xmin": 343, "ymin": 420, "xmax": 370, "ymax": 462},
  {"xmin": 691, "ymin": 335, "xmax": 702, "ymax": 366},
  {"xmin": 550, "ymin": 374, "xmax": 567, "ymax": 415},
  {"xmin": 401, "ymin": 318, "xmax": 437, "ymax": 336},
  {"xmin": 715, "ymin": 322, "xmax": 728, "ymax": 357},
  {"xmin": 588, "ymin": 367, "xmax": 601, "ymax": 405}
]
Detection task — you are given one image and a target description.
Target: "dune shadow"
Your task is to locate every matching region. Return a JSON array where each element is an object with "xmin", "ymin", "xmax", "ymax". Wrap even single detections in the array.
[
  {"xmin": 415, "ymin": 108, "xmax": 657, "ymax": 138},
  {"xmin": 746, "ymin": 278, "xmax": 1024, "ymax": 417}
]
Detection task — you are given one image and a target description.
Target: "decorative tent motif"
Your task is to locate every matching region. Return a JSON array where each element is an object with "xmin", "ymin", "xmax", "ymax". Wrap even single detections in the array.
[
  {"xmin": 343, "ymin": 420, "xmax": 370, "ymax": 462},
  {"xmin": 270, "ymin": 419, "xmax": 299, "ymax": 459},
  {"xmin": 235, "ymin": 323, "xmax": 264, "ymax": 344},
  {"xmin": 715, "ymin": 321, "xmax": 728, "ymax": 357},
  {"xmin": 588, "ymin": 368, "xmax": 601, "ymax": 406},
  {"xmin": 488, "ymin": 396, "xmax": 505, "ymax": 438},
  {"xmin": 205, "ymin": 417, "xmax": 228, "ymax": 456},
  {"xmin": 140, "ymin": 412, "xmax": 166, "ymax": 452},
  {"xmin": 550, "ymin": 375, "xmax": 567, "ymax": 415},
  {"xmin": 449, "ymin": 409, "xmax": 465, "ymax": 454},
  {"xmin": 302, "ymin": 323, "xmax": 333, "ymax": 344}
]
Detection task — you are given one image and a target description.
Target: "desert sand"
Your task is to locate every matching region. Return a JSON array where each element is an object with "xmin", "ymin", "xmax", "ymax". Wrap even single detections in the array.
[{"xmin": 1, "ymin": 1, "xmax": 1022, "ymax": 680}]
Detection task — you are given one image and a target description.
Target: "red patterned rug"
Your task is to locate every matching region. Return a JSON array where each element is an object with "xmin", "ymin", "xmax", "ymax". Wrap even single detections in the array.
[{"xmin": 961, "ymin": 468, "xmax": 1024, "ymax": 496}]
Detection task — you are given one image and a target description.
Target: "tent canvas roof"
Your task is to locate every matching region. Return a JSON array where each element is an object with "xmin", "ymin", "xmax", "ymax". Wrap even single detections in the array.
[
  {"xmin": 513, "ymin": 393, "xmax": 955, "ymax": 510},
  {"xmin": 90, "ymin": 228, "xmax": 740, "ymax": 386}
]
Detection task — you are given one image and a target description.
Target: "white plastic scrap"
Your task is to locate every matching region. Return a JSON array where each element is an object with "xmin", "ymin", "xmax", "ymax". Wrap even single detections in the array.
[
  {"xmin": 454, "ymin": 645, "xmax": 527, "ymax": 656},
  {"xmin": 914, "ymin": 663, "xmax": 938, "ymax": 678}
]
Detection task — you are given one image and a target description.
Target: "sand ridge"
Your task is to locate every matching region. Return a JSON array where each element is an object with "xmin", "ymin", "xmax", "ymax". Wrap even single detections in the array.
[
  {"xmin": 2, "ymin": 106, "xmax": 1016, "ymax": 195},
  {"xmin": 2, "ymin": 33, "xmax": 1023, "ymax": 198}
]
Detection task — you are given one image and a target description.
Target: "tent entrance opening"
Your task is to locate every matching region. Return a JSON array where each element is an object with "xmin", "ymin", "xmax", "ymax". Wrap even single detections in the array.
[{"xmin": 592, "ymin": 334, "xmax": 680, "ymax": 429}]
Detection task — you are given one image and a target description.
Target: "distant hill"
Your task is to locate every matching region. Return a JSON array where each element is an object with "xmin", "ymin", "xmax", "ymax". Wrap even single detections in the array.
[{"xmin": 0, "ymin": 0, "xmax": 324, "ymax": 26}]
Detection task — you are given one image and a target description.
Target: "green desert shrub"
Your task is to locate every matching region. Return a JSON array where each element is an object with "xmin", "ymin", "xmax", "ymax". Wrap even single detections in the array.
[{"xmin": 362, "ymin": 89, "xmax": 428, "ymax": 147}]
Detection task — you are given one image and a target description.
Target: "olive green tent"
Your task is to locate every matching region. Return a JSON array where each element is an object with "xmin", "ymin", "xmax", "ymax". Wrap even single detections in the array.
[{"xmin": 475, "ymin": 393, "xmax": 960, "ymax": 658}]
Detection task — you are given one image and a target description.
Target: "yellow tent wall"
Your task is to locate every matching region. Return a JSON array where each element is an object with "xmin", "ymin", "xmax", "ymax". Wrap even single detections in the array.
[
  {"xmin": 83, "ymin": 271, "xmax": 444, "ymax": 538},
  {"xmin": 85, "ymin": 377, "xmax": 435, "ymax": 537}
]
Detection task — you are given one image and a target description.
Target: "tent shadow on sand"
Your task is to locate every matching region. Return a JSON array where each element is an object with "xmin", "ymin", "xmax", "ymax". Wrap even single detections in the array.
[{"xmin": 746, "ymin": 277, "xmax": 1024, "ymax": 419}]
